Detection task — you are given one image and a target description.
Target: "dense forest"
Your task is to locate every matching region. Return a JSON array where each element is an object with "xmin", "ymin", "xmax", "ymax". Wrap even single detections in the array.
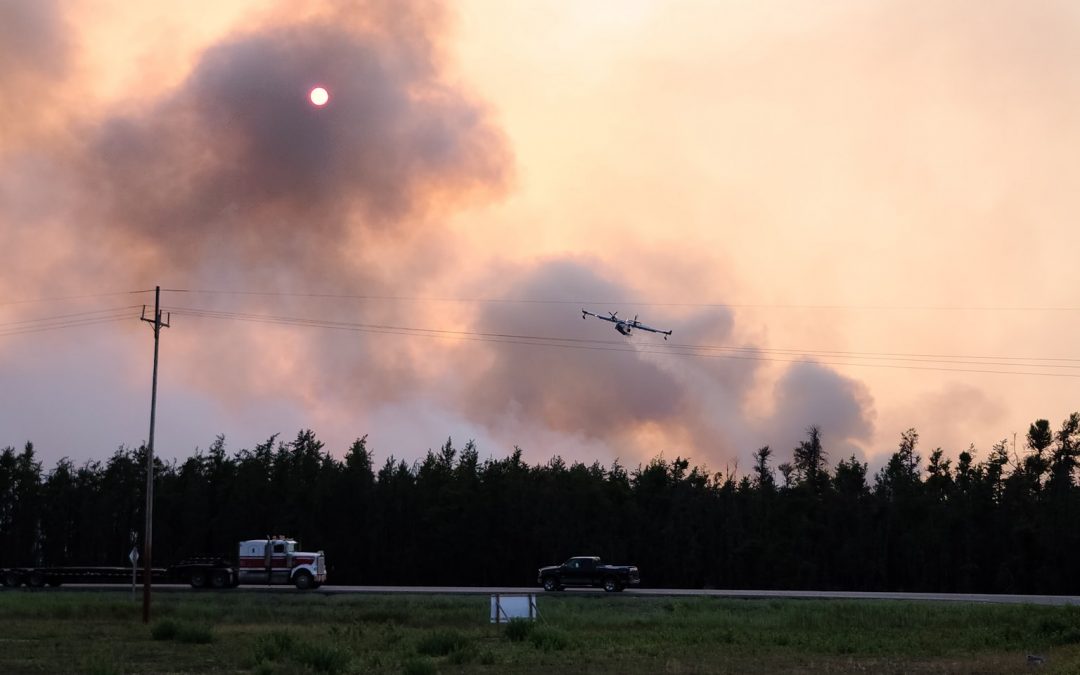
[{"xmin": 2, "ymin": 413, "xmax": 1078, "ymax": 593}]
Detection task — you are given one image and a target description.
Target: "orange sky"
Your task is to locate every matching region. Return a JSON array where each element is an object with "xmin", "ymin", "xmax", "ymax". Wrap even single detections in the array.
[{"xmin": 1, "ymin": 0, "xmax": 1077, "ymax": 474}]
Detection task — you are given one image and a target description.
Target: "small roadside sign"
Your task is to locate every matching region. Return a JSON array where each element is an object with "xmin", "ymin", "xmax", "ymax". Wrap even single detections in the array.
[
  {"xmin": 490, "ymin": 594, "xmax": 538, "ymax": 623},
  {"xmin": 129, "ymin": 547, "xmax": 139, "ymax": 600}
]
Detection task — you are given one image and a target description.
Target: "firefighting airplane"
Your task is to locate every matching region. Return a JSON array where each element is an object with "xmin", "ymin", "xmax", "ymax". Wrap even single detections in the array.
[{"xmin": 581, "ymin": 309, "xmax": 673, "ymax": 340}]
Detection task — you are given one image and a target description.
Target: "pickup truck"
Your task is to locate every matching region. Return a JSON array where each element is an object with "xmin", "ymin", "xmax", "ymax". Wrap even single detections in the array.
[{"xmin": 537, "ymin": 556, "xmax": 640, "ymax": 592}]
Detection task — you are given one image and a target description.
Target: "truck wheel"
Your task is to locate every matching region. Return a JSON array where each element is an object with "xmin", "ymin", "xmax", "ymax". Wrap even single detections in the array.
[
  {"xmin": 3, "ymin": 571, "xmax": 21, "ymax": 587},
  {"xmin": 603, "ymin": 577, "xmax": 618, "ymax": 592},
  {"xmin": 210, "ymin": 571, "xmax": 229, "ymax": 589},
  {"xmin": 189, "ymin": 571, "xmax": 207, "ymax": 589},
  {"xmin": 28, "ymin": 572, "xmax": 46, "ymax": 588},
  {"xmin": 293, "ymin": 572, "xmax": 314, "ymax": 590}
]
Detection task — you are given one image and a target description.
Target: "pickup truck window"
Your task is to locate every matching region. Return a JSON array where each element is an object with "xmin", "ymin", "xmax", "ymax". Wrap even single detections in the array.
[{"xmin": 568, "ymin": 558, "xmax": 597, "ymax": 568}]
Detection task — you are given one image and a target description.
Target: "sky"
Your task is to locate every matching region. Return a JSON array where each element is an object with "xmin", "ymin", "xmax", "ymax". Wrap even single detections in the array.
[{"xmin": 1, "ymin": 0, "xmax": 1078, "ymax": 476}]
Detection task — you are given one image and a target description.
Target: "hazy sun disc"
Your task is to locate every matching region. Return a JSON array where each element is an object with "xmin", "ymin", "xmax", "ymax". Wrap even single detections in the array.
[{"xmin": 309, "ymin": 87, "xmax": 329, "ymax": 106}]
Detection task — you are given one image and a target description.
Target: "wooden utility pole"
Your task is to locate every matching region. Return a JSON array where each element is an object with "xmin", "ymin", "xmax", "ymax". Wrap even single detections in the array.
[{"xmin": 140, "ymin": 286, "xmax": 169, "ymax": 623}]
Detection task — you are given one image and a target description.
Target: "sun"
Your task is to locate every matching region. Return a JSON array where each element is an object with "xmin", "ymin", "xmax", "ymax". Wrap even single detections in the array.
[{"xmin": 309, "ymin": 87, "xmax": 329, "ymax": 106}]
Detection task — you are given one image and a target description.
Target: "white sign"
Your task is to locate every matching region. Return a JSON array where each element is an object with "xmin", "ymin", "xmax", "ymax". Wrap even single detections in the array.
[
  {"xmin": 490, "ymin": 594, "xmax": 538, "ymax": 623},
  {"xmin": 129, "ymin": 546, "xmax": 139, "ymax": 565}
]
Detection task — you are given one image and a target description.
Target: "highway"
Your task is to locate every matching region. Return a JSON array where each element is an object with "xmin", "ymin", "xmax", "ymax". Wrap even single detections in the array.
[{"xmin": 14, "ymin": 584, "xmax": 1080, "ymax": 605}]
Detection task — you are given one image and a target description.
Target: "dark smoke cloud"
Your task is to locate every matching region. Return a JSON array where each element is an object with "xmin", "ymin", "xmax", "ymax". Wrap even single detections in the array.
[
  {"xmin": 453, "ymin": 258, "xmax": 876, "ymax": 469},
  {"xmin": 460, "ymin": 259, "xmax": 689, "ymax": 436},
  {"xmin": 17, "ymin": 0, "xmax": 516, "ymax": 414},
  {"xmin": 82, "ymin": 5, "xmax": 510, "ymax": 280},
  {"xmin": 765, "ymin": 361, "xmax": 876, "ymax": 463}
]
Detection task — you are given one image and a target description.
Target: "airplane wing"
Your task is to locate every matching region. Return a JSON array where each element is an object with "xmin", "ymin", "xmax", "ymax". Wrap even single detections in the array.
[
  {"xmin": 582, "ymin": 309, "xmax": 618, "ymax": 324},
  {"xmin": 630, "ymin": 321, "xmax": 673, "ymax": 338}
]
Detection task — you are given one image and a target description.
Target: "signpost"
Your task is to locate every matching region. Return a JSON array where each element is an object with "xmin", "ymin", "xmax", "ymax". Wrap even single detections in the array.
[{"xmin": 129, "ymin": 546, "xmax": 139, "ymax": 600}]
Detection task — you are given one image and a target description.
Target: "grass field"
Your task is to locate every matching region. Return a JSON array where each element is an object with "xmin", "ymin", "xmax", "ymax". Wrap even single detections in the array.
[{"xmin": 1, "ymin": 590, "xmax": 1079, "ymax": 673}]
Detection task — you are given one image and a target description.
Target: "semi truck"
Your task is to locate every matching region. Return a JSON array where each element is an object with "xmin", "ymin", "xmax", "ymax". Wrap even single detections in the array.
[{"xmin": 1, "ymin": 536, "xmax": 327, "ymax": 590}]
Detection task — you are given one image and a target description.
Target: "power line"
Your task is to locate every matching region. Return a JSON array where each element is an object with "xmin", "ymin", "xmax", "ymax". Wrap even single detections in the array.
[
  {"xmin": 664, "ymin": 342, "xmax": 1080, "ymax": 367},
  {"xmin": 0, "ymin": 305, "xmax": 144, "ymax": 328},
  {"xmin": 163, "ymin": 305, "xmax": 1080, "ymax": 379},
  {"xmin": 0, "ymin": 312, "xmax": 138, "ymax": 338},
  {"xmin": 160, "ymin": 288, "xmax": 1080, "ymax": 313},
  {"xmin": 0, "ymin": 290, "xmax": 154, "ymax": 307},
  {"xmin": 164, "ymin": 305, "xmax": 1080, "ymax": 367},
  {"xmin": 2, "ymin": 298, "xmax": 1073, "ymax": 378}
]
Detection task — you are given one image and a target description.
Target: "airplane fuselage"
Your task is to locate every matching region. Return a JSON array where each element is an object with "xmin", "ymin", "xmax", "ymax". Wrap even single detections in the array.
[{"xmin": 582, "ymin": 308, "xmax": 671, "ymax": 339}]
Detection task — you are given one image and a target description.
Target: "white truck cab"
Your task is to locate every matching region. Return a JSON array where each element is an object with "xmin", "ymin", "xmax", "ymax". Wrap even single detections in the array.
[{"xmin": 237, "ymin": 537, "xmax": 327, "ymax": 589}]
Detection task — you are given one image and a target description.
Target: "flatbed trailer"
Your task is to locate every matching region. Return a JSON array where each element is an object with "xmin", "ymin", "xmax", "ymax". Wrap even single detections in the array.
[{"xmin": 2, "ymin": 566, "xmax": 171, "ymax": 588}]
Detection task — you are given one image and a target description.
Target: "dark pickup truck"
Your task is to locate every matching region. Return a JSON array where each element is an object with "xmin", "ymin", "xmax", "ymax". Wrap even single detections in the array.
[{"xmin": 537, "ymin": 556, "xmax": 640, "ymax": 592}]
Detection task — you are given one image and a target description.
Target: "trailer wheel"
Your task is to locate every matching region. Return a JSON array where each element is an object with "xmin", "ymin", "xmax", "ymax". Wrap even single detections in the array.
[
  {"xmin": 47, "ymin": 580, "xmax": 63, "ymax": 588},
  {"xmin": 189, "ymin": 571, "xmax": 207, "ymax": 588},
  {"xmin": 210, "ymin": 570, "xmax": 229, "ymax": 589},
  {"xmin": 3, "ymin": 571, "xmax": 21, "ymax": 587},
  {"xmin": 293, "ymin": 571, "xmax": 314, "ymax": 590},
  {"xmin": 28, "ymin": 572, "xmax": 46, "ymax": 588}
]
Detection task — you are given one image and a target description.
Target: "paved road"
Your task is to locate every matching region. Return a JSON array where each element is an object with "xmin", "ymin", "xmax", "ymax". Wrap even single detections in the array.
[
  {"xmin": 13, "ymin": 584, "xmax": 1080, "ymax": 605},
  {"xmin": 322, "ymin": 587, "xmax": 1080, "ymax": 605}
]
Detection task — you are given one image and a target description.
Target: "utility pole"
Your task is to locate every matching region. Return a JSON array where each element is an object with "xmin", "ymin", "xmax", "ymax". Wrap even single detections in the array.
[{"xmin": 140, "ymin": 286, "xmax": 169, "ymax": 623}]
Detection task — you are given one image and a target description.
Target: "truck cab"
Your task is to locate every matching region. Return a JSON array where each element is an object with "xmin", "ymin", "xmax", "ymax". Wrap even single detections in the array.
[
  {"xmin": 237, "ymin": 537, "xmax": 327, "ymax": 589},
  {"xmin": 561, "ymin": 556, "xmax": 598, "ymax": 584}
]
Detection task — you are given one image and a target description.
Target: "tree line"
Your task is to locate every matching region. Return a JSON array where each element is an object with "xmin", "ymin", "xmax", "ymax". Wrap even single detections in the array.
[{"xmin": 1, "ymin": 413, "xmax": 1078, "ymax": 593}]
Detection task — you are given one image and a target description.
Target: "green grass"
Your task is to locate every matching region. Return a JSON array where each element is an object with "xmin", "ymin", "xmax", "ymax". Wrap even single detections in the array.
[
  {"xmin": 415, "ymin": 628, "xmax": 469, "ymax": 656},
  {"xmin": 151, "ymin": 617, "xmax": 213, "ymax": 644},
  {"xmin": 505, "ymin": 617, "xmax": 535, "ymax": 641},
  {"xmin": 1, "ymin": 590, "xmax": 1079, "ymax": 673}
]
